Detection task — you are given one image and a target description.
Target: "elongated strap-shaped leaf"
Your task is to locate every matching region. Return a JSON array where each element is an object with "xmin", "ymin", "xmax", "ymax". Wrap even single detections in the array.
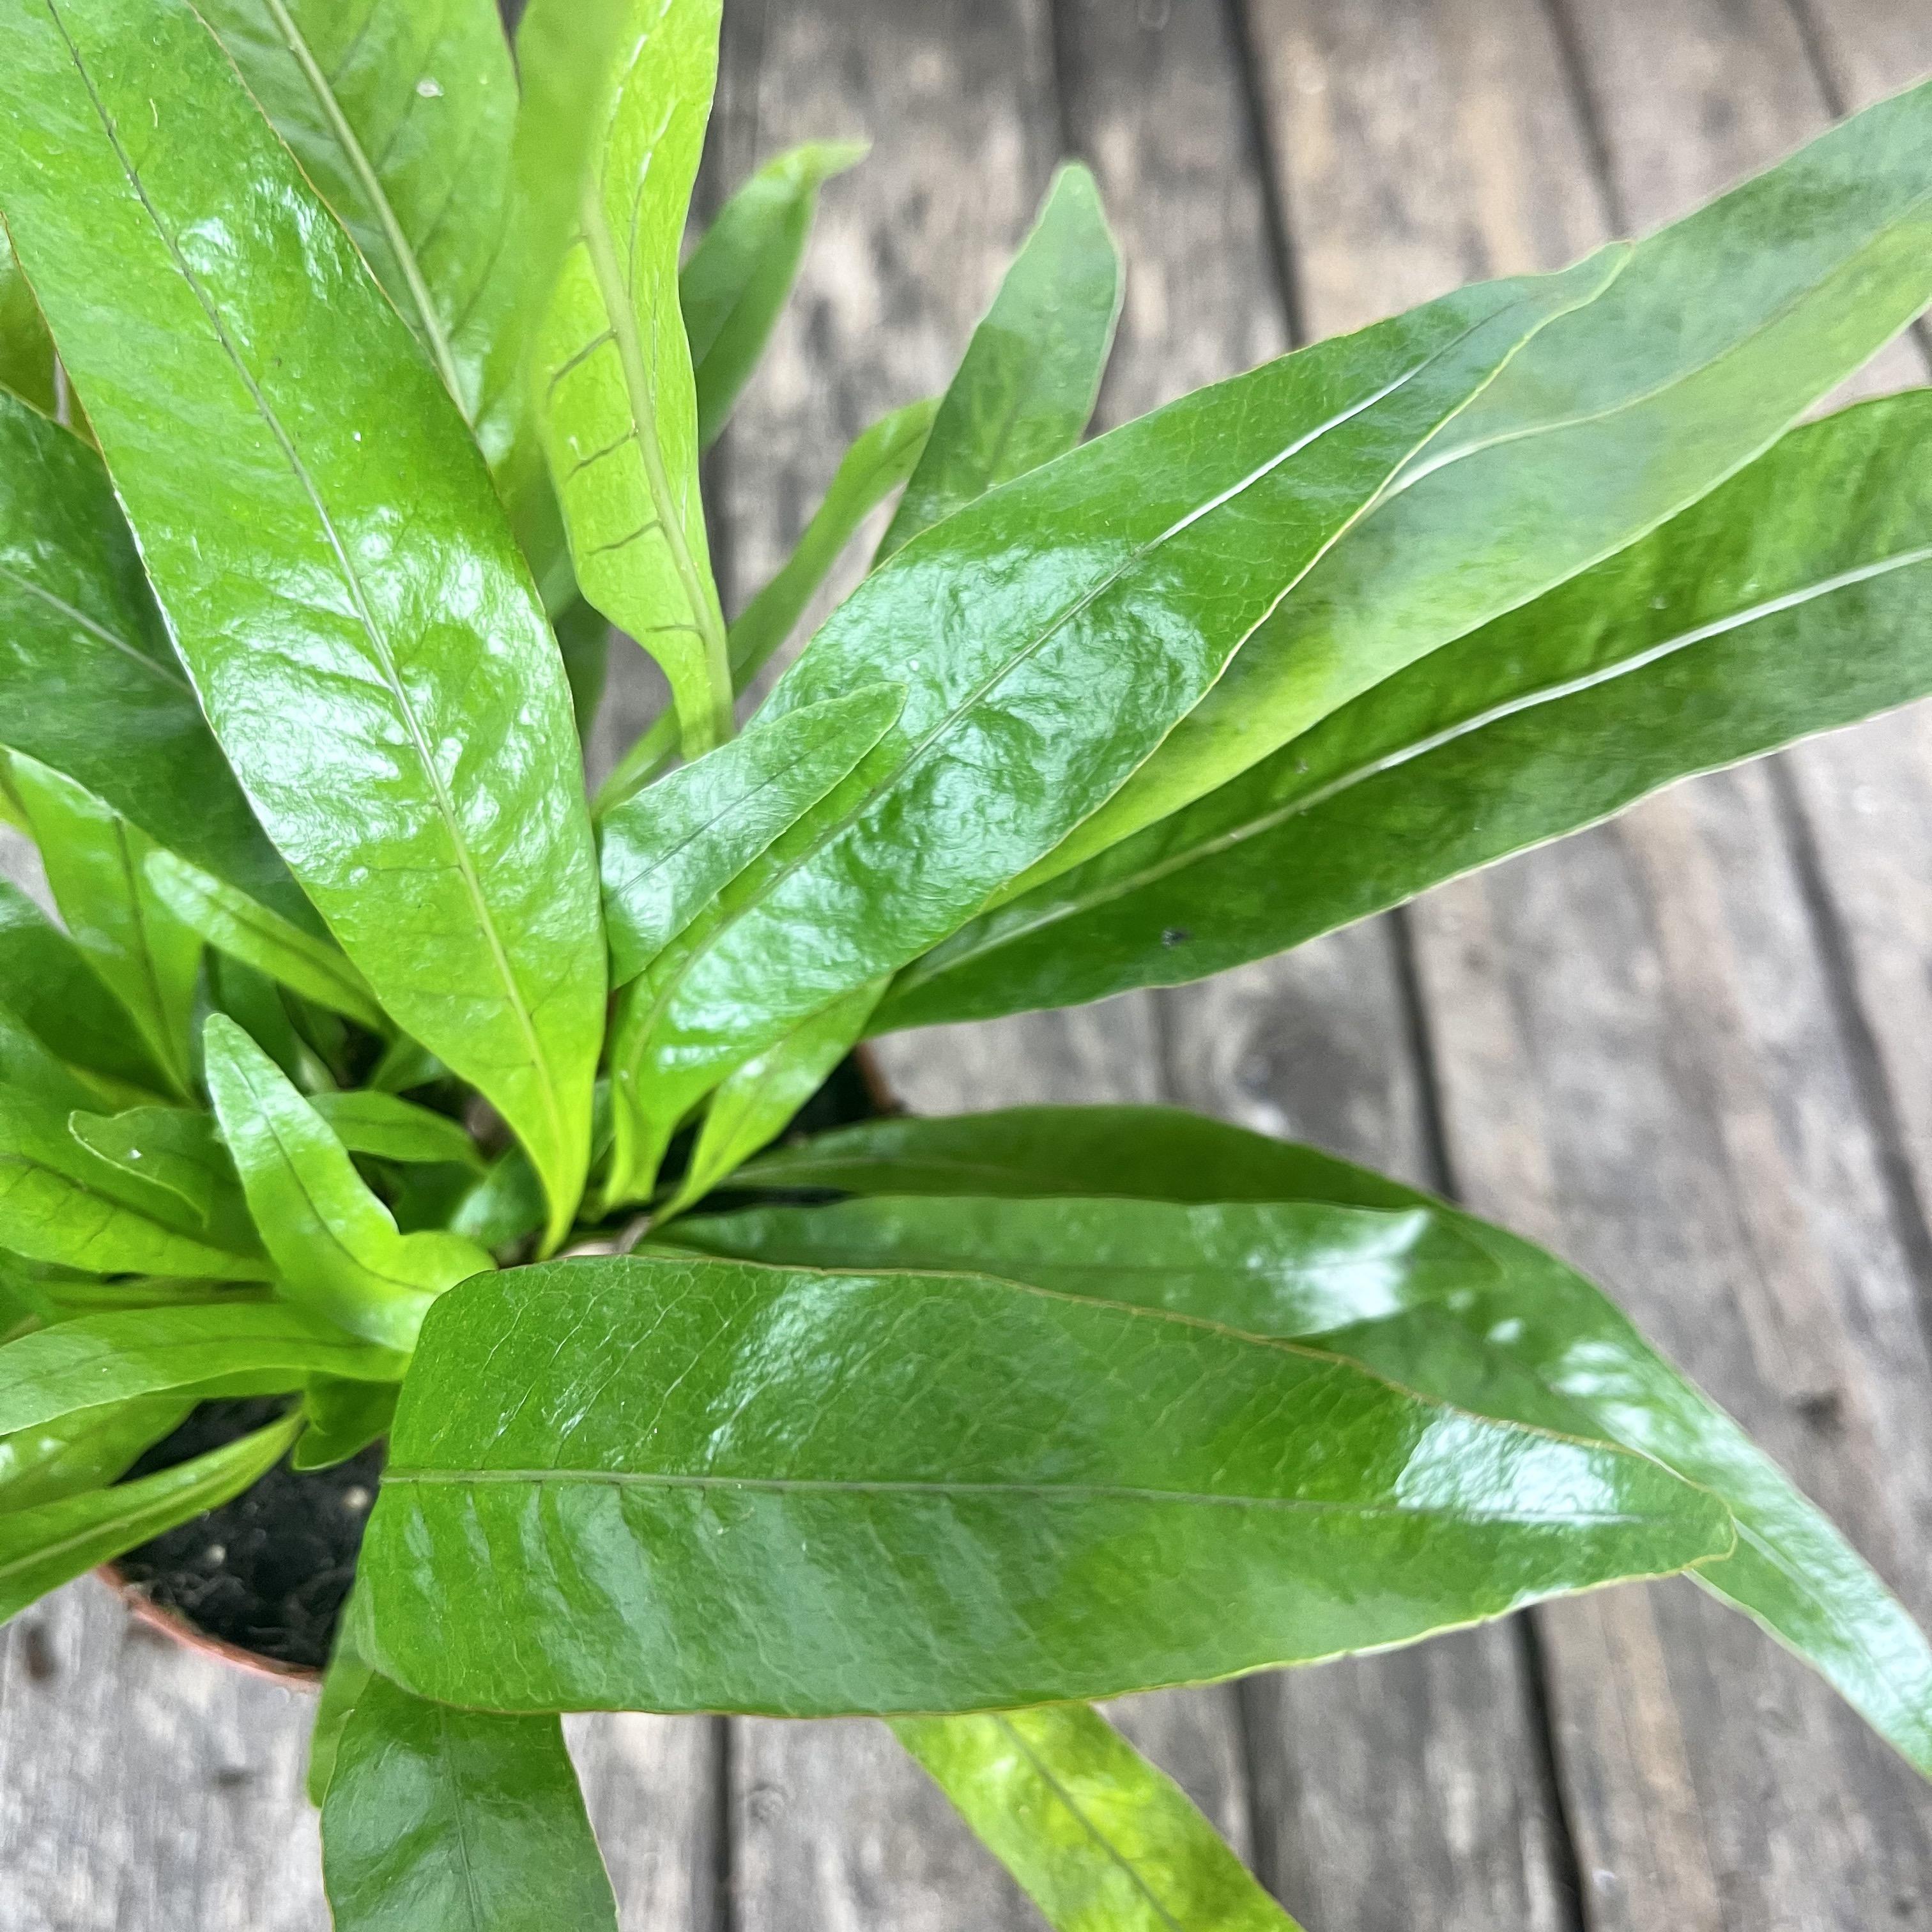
[
  {"xmin": 0, "ymin": 1407, "xmax": 302, "ymax": 1623},
  {"xmin": 684, "ymin": 141, "xmax": 868, "ymax": 450},
  {"xmin": 726, "ymin": 397, "xmax": 939, "ymax": 688},
  {"xmin": 321, "ymin": 1673, "xmax": 619, "ymax": 1932},
  {"xmin": 146, "ymin": 848, "xmax": 386, "ymax": 1034},
  {"xmin": 204, "ymin": 1018, "xmax": 491, "ymax": 1352},
  {"xmin": 357, "ymin": 1255, "xmax": 1730, "ymax": 1714},
  {"xmin": 617, "ymin": 254, "xmax": 1621, "ymax": 1156},
  {"xmin": 528, "ymin": 0, "xmax": 733, "ymax": 754},
  {"xmin": 897, "ymin": 1705, "xmax": 1301, "ymax": 1932},
  {"xmin": 309, "ymin": 1091, "xmax": 484, "ymax": 1171},
  {"xmin": 0, "ymin": 394, "xmax": 291, "ymax": 910},
  {"xmin": 309, "ymin": 1614, "xmax": 376, "ymax": 1805},
  {"xmin": 0, "ymin": 1301, "xmax": 399, "ymax": 1440},
  {"xmin": 670, "ymin": 1195, "xmax": 1496, "ymax": 1324},
  {"xmin": 68, "ymin": 1105, "xmax": 259, "ymax": 1253},
  {"xmin": 0, "ymin": 238, "xmax": 56, "ymax": 414},
  {"xmin": 877, "ymin": 162, "xmax": 1123, "ymax": 563},
  {"xmin": 6, "ymin": 756, "xmax": 201, "ymax": 1098},
  {"xmin": 599, "ymin": 686, "xmax": 905, "ymax": 990},
  {"xmin": 0, "ymin": 880, "xmax": 171, "ymax": 1097},
  {"xmin": 1048, "ymin": 75, "xmax": 1932, "ymax": 877},
  {"xmin": 656, "ymin": 977, "xmax": 887, "ymax": 1217},
  {"xmin": 0, "ymin": 1393, "xmax": 191, "ymax": 1512},
  {"xmin": 737, "ymin": 1105, "xmax": 1932, "ymax": 1779},
  {"xmin": 880, "ymin": 388, "xmax": 1932, "ymax": 1029},
  {"xmin": 198, "ymin": 0, "xmax": 519, "ymax": 451},
  {"xmin": 0, "ymin": 0, "xmax": 606, "ymax": 1252}
]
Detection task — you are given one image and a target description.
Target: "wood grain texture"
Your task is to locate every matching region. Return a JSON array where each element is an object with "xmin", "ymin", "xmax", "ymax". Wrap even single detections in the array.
[{"xmin": 1247, "ymin": 0, "xmax": 1932, "ymax": 1920}]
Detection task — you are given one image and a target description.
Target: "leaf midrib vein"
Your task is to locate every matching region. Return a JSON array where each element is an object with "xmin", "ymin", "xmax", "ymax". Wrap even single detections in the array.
[{"xmin": 259, "ymin": 0, "xmax": 467, "ymax": 410}]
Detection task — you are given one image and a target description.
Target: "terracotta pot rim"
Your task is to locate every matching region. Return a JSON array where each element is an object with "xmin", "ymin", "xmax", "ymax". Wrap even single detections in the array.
[
  {"xmin": 93, "ymin": 1561, "xmax": 322, "ymax": 1688},
  {"xmin": 92, "ymin": 1044, "xmax": 896, "ymax": 1683}
]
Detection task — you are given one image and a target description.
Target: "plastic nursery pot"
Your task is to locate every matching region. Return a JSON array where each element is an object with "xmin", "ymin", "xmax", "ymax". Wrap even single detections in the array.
[{"xmin": 94, "ymin": 1047, "xmax": 898, "ymax": 1684}]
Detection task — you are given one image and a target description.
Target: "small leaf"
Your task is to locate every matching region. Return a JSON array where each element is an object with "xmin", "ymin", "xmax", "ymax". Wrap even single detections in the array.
[
  {"xmin": 599, "ymin": 686, "xmax": 905, "ymax": 988},
  {"xmin": 309, "ymin": 1092, "xmax": 484, "ymax": 1172},
  {"xmin": 321, "ymin": 1673, "xmax": 619, "ymax": 1931},
  {"xmin": 657, "ymin": 977, "xmax": 888, "ymax": 1218},
  {"xmin": 528, "ymin": 0, "xmax": 733, "ymax": 755},
  {"xmin": 68, "ymin": 1104, "xmax": 258, "ymax": 1252},
  {"xmin": 0, "ymin": 1407, "xmax": 302, "ymax": 1623},
  {"xmin": 358, "ymin": 1255, "xmax": 1731, "ymax": 1715},
  {"xmin": 7, "ymin": 755, "xmax": 202, "ymax": 1098},
  {"xmin": 0, "ymin": 1394, "xmax": 192, "ymax": 1512},
  {"xmin": 0, "ymin": 1302, "xmax": 402, "ymax": 1440},
  {"xmin": 0, "ymin": 0, "xmax": 608, "ymax": 1252},
  {"xmin": 877, "ymin": 162, "xmax": 1123, "ymax": 562},
  {"xmin": 684, "ymin": 140, "xmax": 868, "ymax": 450},
  {"xmin": 204, "ymin": 1017, "xmax": 492, "ymax": 1352},
  {"xmin": 0, "ymin": 235, "xmax": 56, "ymax": 415},
  {"xmin": 146, "ymin": 848, "xmax": 387, "ymax": 1033},
  {"xmin": 295, "ymin": 1377, "xmax": 400, "ymax": 1473},
  {"xmin": 554, "ymin": 601, "xmax": 613, "ymax": 744},
  {"xmin": 724, "ymin": 396, "xmax": 938, "ymax": 691},
  {"xmin": 896, "ymin": 1704, "xmax": 1301, "ymax": 1932},
  {"xmin": 879, "ymin": 387, "xmax": 1932, "ymax": 1029}
]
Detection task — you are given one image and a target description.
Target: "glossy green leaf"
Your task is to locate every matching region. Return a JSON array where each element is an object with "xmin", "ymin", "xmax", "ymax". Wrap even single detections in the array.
[
  {"xmin": 0, "ymin": 1394, "xmax": 191, "ymax": 1513},
  {"xmin": 0, "ymin": 1303, "xmax": 400, "ymax": 1441},
  {"xmin": 6, "ymin": 755, "xmax": 201, "ymax": 1098},
  {"xmin": 618, "ymin": 254, "xmax": 1621, "ymax": 1157},
  {"xmin": 668, "ymin": 1194, "xmax": 1496, "ymax": 1323},
  {"xmin": 684, "ymin": 141, "xmax": 868, "ymax": 450},
  {"xmin": 295, "ymin": 1377, "xmax": 401, "ymax": 1473},
  {"xmin": 321, "ymin": 1672, "xmax": 618, "ymax": 1931},
  {"xmin": 0, "ymin": 1014, "xmax": 270, "ymax": 1281},
  {"xmin": 0, "ymin": 0, "xmax": 606, "ymax": 1250},
  {"xmin": 146, "ymin": 848, "xmax": 387, "ymax": 1034},
  {"xmin": 724, "ymin": 396, "xmax": 939, "ymax": 689},
  {"xmin": 599, "ymin": 686, "xmax": 905, "ymax": 988},
  {"xmin": 358, "ymin": 1254, "xmax": 1731, "ymax": 1715},
  {"xmin": 530, "ymin": 0, "xmax": 733, "ymax": 755},
  {"xmin": 309, "ymin": 1613, "xmax": 376, "ymax": 1806},
  {"xmin": 447, "ymin": 1148, "xmax": 549, "ymax": 1253},
  {"xmin": 0, "ymin": 880, "xmax": 171, "ymax": 1098},
  {"xmin": 737, "ymin": 1105, "xmax": 1932, "ymax": 1778},
  {"xmin": 198, "ymin": 0, "xmax": 520, "ymax": 448},
  {"xmin": 204, "ymin": 1018, "xmax": 492, "ymax": 1351},
  {"xmin": 896, "ymin": 1704, "xmax": 1301, "ymax": 1932},
  {"xmin": 880, "ymin": 388, "xmax": 1932, "ymax": 1029},
  {"xmin": 0, "ymin": 392, "xmax": 292, "ymax": 912},
  {"xmin": 877, "ymin": 162, "xmax": 1123, "ymax": 563},
  {"xmin": 68, "ymin": 1105, "xmax": 258, "ymax": 1253},
  {"xmin": 1051, "ymin": 76, "xmax": 1932, "ymax": 875},
  {"xmin": 310, "ymin": 1092, "xmax": 484, "ymax": 1172},
  {"xmin": 0, "ymin": 235, "xmax": 56, "ymax": 415},
  {"xmin": 657, "ymin": 977, "xmax": 888, "ymax": 1218},
  {"xmin": 0, "ymin": 1407, "xmax": 302, "ymax": 1623}
]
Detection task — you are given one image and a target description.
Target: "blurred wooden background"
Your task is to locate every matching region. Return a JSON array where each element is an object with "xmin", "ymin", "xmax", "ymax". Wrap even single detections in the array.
[{"xmin": 4, "ymin": 1, "xmax": 1932, "ymax": 1926}]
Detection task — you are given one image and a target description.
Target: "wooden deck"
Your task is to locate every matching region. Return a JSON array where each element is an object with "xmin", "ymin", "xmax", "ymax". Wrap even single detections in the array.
[{"xmin": 6, "ymin": 1, "xmax": 1932, "ymax": 1925}]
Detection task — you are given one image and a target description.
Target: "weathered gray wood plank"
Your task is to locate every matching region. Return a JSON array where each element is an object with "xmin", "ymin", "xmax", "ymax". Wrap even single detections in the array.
[
  {"xmin": 1057, "ymin": 4, "xmax": 1579, "ymax": 1928},
  {"xmin": 1242, "ymin": 0, "xmax": 1932, "ymax": 1920}
]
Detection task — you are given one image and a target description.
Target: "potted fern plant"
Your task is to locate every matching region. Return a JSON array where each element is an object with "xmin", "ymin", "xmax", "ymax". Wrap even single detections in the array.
[{"xmin": 1, "ymin": 0, "xmax": 1929, "ymax": 1924}]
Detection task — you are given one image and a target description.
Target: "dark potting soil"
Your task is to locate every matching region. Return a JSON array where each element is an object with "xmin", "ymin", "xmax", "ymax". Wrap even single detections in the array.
[
  {"xmin": 106, "ymin": 1053, "xmax": 889, "ymax": 1671},
  {"xmin": 114, "ymin": 1399, "xmax": 382, "ymax": 1670}
]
